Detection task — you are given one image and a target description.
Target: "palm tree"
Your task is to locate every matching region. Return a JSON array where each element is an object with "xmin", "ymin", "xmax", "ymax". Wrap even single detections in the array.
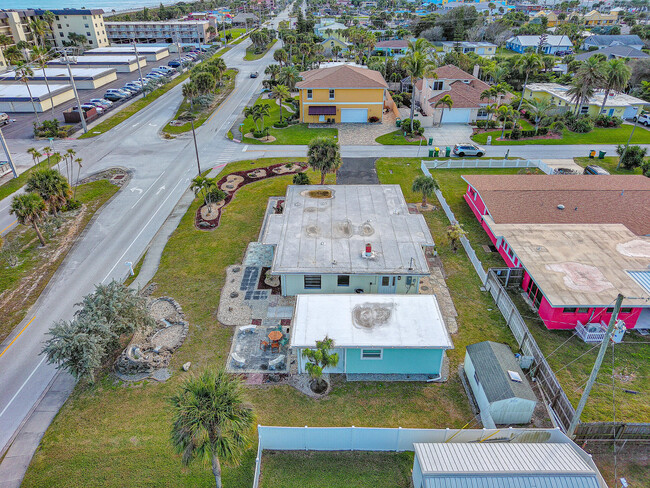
[
  {"xmin": 332, "ymin": 45, "xmax": 342, "ymax": 61},
  {"xmin": 264, "ymin": 63, "xmax": 281, "ymax": 82},
  {"xmin": 182, "ymin": 81, "xmax": 198, "ymax": 111},
  {"xmin": 497, "ymin": 104, "xmax": 513, "ymax": 139},
  {"xmin": 302, "ymin": 336, "xmax": 339, "ymax": 392},
  {"xmin": 571, "ymin": 57, "xmax": 605, "ymax": 115},
  {"xmin": 257, "ymin": 104, "xmax": 270, "ymax": 129},
  {"xmin": 434, "ymin": 94, "xmax": 454, "ymax": 126},
  {"xmin": 599, "ymin": 59, "xmax": 631, "ymax": 114},
  {"xmin": 244, "ymin": 104, "xmax": 262, "ymax": 132},
  {"xmin": 27, "ymin": 147, "xmax": 42, "ymax": 167},
  {"xmin": 412, "ymin": 175, "xmax": 438, "ymax": 207},
  {"xmin": 403, "ymin": 39, "xmax": 434, "ymax": 134},
  {"xmin": 73, "ymin": 158, "xmax": 83, "ymax": 200},
  {"xmin": 273, "ymin": 47, "xmax": 288, "ymax": 66},
  {"xmin": 0, "ymin": 34, "xmax": 11, "ymax": 64},
  {"xmin": 446, "ymin": 223, "xmax": 467, "ymax": 252},
  {"xmin": 169, "ymin": 369, "xmax": 254, "ymax": 488},
  {"xmin": 10, "ymin": 193, "xmax": 47, "ymax": 246},
  {"xmin": 488, "ymin": 64, "xmax": 508, "ymax": 84},
  {"xmin": 515, "ymin": 52, "xmax": 544, "ymax": 110},
  {"xmin": 25, "ymin": 168, "xmax": 71, "ymax": 217},
  {"xmin": 15, "ymin": 62, "xmax": 40, "ymax": 126},
  {"xmin": 270, "ymin": 84, "xmax": 290, "ymax": 122},
  {"xmin": 278, "ymin": 66, "xmax": 300, "ymax": 91},
  {"xmin": 307, "ymin": 137, "xmax": 342, "ymax": 184},
  {"xmin": 31, "ymin": 46, "xmax": 55, "ymax": 116},
  {"xmin": 3, "ymin": 45, "xmax": 24, "ymax": 65},
  {"xmin": 284, "ymin": 34, "xmax": 296, "ymax": 64},
  {"xmin": 29, "ymin": 19, "xmax": 50, "ymax": 49},
  {"xmin": 524, "ymin": 97, "xmax": 553, "ymax": 134}
]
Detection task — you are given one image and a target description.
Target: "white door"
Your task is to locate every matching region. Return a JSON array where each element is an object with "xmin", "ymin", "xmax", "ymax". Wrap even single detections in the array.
[
  {"xmin": 341, "ymin": 108, "xmax": 368, "ymax": 123},
  {"xmin": 441, "ymin": 108, "xmax": 471, "ymax": 123}
]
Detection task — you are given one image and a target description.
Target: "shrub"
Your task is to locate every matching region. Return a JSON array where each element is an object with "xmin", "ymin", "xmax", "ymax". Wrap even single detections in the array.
[
  {"xmin": 253, "ymin": 130, "xmax": 265, "ymax": 138},
  {"xmin": 510, "ymin": 125, "xmax": 522, "ymax": 140},
  {"xmin": 570, "ymin": 118, "xmax": 593, "ymax": 133},
  {"xmin": 616, "ymin": 145, "xmax": 647, "ymax": 169},
  {"xmin": 368, "ymin": 115, "xmax": 380, "ymax": 123},
  {"xmin": 34, "ymin": 119, "xmax": 61, "ymax": 138},
  {"xmin": 594, "ymin": 114, "xmax": 622, "ymax": 128},
  {"xmin": 550, "ymin": 120, "xmax": 565, "ymax": 132},
  {"xmin": 193, "ymin": 94, "xmax": 215, "ymax": 108},
  {"xmin": 274, "ymin": 120, "xmax": 288, "ymax": 128},
  {"xmin": 476, "ymin": 120, "xmax": 487, "ymax": 128},
  {"xmin": 505, "ymin": 121, "xmax": 513, "ymax": 129},
  {"xmin": 293, "ymin": 172, "xmax": 310, "ymax": 185},
  {"xmin": 488, "ymin": 120, "xmax": 498, "ymax": 128},
  {"xmin": 61, "ymin": 199, "xmax": 82, "ymax": 212},
  {"xmin": 401, "ymin": 118, "xmax": 422, "ymax": 136}
]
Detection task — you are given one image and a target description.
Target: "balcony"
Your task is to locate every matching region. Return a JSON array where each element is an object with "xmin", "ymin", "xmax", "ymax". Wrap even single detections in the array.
[{"xmin": 575, "ymin": 320, "xmax": 606, "ymax": 343}]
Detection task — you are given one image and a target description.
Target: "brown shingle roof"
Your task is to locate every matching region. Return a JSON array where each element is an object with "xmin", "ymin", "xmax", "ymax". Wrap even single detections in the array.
[
  {"xmin": 433, "ymin": 64, "xmax": 478, "ymax": 81},
  {"xmin": 428, "ymin": 80, "xmax": 488, "ymax": 108},
  {"xmin": 375, "ymin": 39, "xmax": 409, "ymax": 49},
  {"xmin": 463, "ymin": 175, "xmax": 650, "ymax": 236},
  {"xmin": 296, "ymin": 65, "xmax": 388, "ymax": 89}
]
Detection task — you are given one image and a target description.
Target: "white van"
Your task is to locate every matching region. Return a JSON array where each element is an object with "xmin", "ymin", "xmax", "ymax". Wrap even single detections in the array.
[{"xmin": 0, "ymin": 113, "xmax": 9, "ymax": 126}]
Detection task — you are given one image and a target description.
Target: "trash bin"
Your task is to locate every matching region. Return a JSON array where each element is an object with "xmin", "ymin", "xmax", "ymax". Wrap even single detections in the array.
[
  {"xmin": 445, "ymin": 146, "xmax": 451, "ymax": 157},
  {"xmin": 598, "ymin": 151, "xmax": 606, "ymax": 159},
  {"xmin": 428, "ymin": 137, "xmax": 433, "ymax": 146},
  {"xmin": 434, "ymin": 147, "xmax": 440, "ymax": 157},
  {"xmin": 428, "ymin": 149, "xmax": 434, "ymax": 157},
  {"xmin": 589, "ymin": 150, "xmax": 596, "ymax": 159},
  {"xmin": 396, "ymin": 118, "xmax": 401, "ymax": 128}
]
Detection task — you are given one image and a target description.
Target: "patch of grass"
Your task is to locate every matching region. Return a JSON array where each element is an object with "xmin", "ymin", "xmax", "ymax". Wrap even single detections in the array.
[
  {"xmin": 0, "ymin": 179, "xmax": 118, "ymax": 340},
  {"xmin": 80, "ymin": 47, "xmax": 230, "ymax": 139},
  {"xmin": 242, "ymin": 98, "xmax": 337, "ymax": 145},
  {"xmin": 162, "ymin": 69, "xmax": 237, "ymax": 135},
  {"xmin": 0, "ymin": 155, "xmax": 61, "ymax": 202},
  {"xmin": 375, "ymin": 130, "xmax": 422, "ymax": 145},
  {"xmin": 230, "ymin": 33, "xmax": 250, "ymax": 45},
  {"xmin": 260, "ymin": 451, "xmax": 413, "ymax": 488},
  {"xmin": 574, "ymin": 155, "xmax": 646, "ymax": 175},
  {"xmin": 123, "ymin": 251, "xmax": 146, "ymax": 287},
  {"xmin": 244, "ymin": 39, "xmax": 277, "ymax": 61},
  {"xmin": 472, "ymin": 124, "xmax": 650, "ymax": 145},
  {"xmin": 222, "ymin": 28, "xmax": 245, "ymax": 40}
]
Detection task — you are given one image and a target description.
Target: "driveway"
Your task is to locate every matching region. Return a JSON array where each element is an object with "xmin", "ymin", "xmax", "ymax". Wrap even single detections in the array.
[
  {"xmin": 337, "ymin": 157, "xmax": 378, "ymax": 184},
  {"xmin": 423, "ymin": 123, "xmax": 474, "ymax": 148},
  {"xmin": 329, "ymin": 109, "xmax": 401, "ymax": 146}
]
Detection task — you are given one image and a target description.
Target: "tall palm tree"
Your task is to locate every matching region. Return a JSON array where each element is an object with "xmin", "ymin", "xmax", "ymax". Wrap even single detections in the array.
[
  {"xmin": 524, "ymin": 97, "xmax": 553, "ymax": 134},
  {"xmin": 31, "ymin": 46, "xmax": 55, "ymax": 116},
  {"xmin": 15, "ymin": 62, "xmax": 40, "ymax": 126},
  {"xmin": 515, "ymin": 52, "xmax": 544, "ymax": 110},
  {"xmin": 278, "ymin": 65, "xmax": 300, "ymax": 91},
  {"xmin": 4, "ymin": 45, "xmax": 24, "ymax": 65},
  {"xmin": 273, "ymin": 47, "xmax": 288, "ymax": 66},
  {"xmin": 572, "ymin": 57, "xmax": 605, "ymax": 115},
  {"xmin": 412, "ymin": 175, "xmax": 438, "ymax": 207},
  {"xmin": 270, "ymin": 84, "xmax": 290, "ymax": 122},
  {"xmin": 488, "ymin": 64, "xmax": 508, "ymax": 84},
  {"xmin": 264, "ymin": 63, "xmax": 281, "ymax": 82},
  {"xmin": 169, "ymin": 369, "xmax": 254, "ymax": 488},
  {"xmin": 29, "ymin": 19, "xmax": 50, "ymax": 49},
  {"xmin": 257, "ymin": 103, "xmax": 270, "ymax": 129},
  {"xmin": 0, "ymin": 34, "xmax": 12, "ymax": 65},
  {"xmin": 182, "ymin": 81, "xmax": 198, "ymax": 111},
  {"xmin": 27, "ymin": 147, "xmax": 42, "ymax": 167},
  {"xmin": 403, "ymin": 39, "xmax": 434, "ymax": 133},
  {"xmin": 599, "ymin": 59, "xmax": 631, "ymax": 114},
  {"xmin": 307, "ymin": 137, "xmax": 342, "ymax": 184},
  {"xmin": 10, "ymin": 193, "xmax": 47, "ymax": 246},
  {"xmin": 497, "ymin": 104, "xmax": 514, "ymax": 139},
  {"xmin": 434, "ymin": 94, "xmax": 454, "ymax": 126},
  {"xmin": 244, "ymin": 104, "xmax": 262, "ymax": 131},
  {"xmin": 25, "ymin": 168, "xmax": 71, "ymax": 217}
]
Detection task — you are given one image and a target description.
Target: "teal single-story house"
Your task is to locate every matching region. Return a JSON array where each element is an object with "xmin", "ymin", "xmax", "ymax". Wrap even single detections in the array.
[
  {"xmin": 291, "ymin": 294, "xmax": 453, "ymax": 380},
  {"xmin": 260, "ymin": 185, "xmax": 435, "ymax": 296}
]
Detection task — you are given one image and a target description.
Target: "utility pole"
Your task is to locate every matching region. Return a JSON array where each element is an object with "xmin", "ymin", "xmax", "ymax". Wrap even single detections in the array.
[
  {"xmin": 190, "ymin": 118, "xmax": 201, "ymax": 175},
  {"xmin": 616, "ymin": 108, "xmax": 639, "ymax": 170},
  {"xmin": 567, "ymin": 293, "xmax": 624, "ymax": 437},
  {"xmin": 61, "ymin": 48, "xmax": 88, "ymax": 134},
  {"xmin": 132, "ymin": 39, "xmax": 146, "ymax": 98},
  {"xmin": 0, "ymin": 126, "xmax": 18, "ymax": 179}
]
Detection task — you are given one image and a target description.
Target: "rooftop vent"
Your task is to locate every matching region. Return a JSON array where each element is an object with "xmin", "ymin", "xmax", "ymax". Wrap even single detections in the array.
[
  {"xmin": 361, "ymin": 243, "xmax": 376, "ymax": 259},
  {"xmin": 508, "ymin": 370, "xmax": 523, "ymax": 382},
  {"xmin": 557, "ymin": 204, "xmax": 565, "ymax": 210}
]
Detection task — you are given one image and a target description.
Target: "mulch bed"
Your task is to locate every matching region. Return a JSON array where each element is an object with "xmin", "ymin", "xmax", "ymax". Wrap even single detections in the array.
[
  {"xmin": 257, "ymin": 266, "xmax": 281, "ymax": 294},
  {"xmin": 195, "ymin": 162, "xmax": 308, "ymax": 231},
  {"xmin": 471, "ymin": 127, "xmax": 562, "ymax": 141}
]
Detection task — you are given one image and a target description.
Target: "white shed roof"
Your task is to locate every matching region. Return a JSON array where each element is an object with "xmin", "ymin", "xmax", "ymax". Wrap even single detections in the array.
[
  {"xmin": 0, "ymin": 67, "xmax": 116, "ymax": 81},
  {"xmin": 49, "ymin": 55, "xmax": 143, "ymax": 64},
  {"xmin": 86, "ymin": 46, "xmax": 168, "ymax": 54},
  {"xmin": 414, "ymin": 443, "xmax": 597, "ymax": 476},
  {"xmin": 0, "ymin": 83, "xmax": 71, "ymax": 101},
  {"xmin": 291, "ymin": 294, "xmax": 453, "ymax": 349}
]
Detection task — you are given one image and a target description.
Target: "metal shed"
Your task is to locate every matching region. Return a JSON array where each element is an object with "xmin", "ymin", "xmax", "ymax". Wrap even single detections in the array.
[{"xmin": 464, "ymin": 341, "xmax": 537, "ymax": 426}]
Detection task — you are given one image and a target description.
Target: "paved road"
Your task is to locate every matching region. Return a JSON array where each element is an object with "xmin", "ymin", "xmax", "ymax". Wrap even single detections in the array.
[{"xmin": 0, "ymin": 10, "xmax": 289, "ymax": 481}]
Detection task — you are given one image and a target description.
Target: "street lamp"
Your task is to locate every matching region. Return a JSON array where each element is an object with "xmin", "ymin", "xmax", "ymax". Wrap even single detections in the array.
[
  {"xmin": 57, "ymin": 47, "xmax": 88, "ymax": 134},
  {"xmin": 190, "ymin": 116, "xmax": 201, "ymax": 175},
  {"xmin": 132, "ymin": 39, "xmax": 146, "ymax": 98}
]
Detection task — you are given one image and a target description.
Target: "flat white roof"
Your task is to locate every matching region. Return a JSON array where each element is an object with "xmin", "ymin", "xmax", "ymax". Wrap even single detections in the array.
[
  {"xmin": 414, "ymin": 443, "xmax": 597, "ymax": 476},
  {"xmin": 0, "ymin": 83, "xmax": 71, "ymax": 100},
  {"xmin": 49, "ymin": 55, "xmax": 143, "ymax": 64},
  {"xmin": 528, "ymin": 82, "xmax": 646, "ymax": 108},
  {"xmin": 86, "ymin": 46, "xmax": 169, "ymax": 55},
  {"xmin": 262, "ymin": 185, "xmax": 434, "ymax": 275},
  {"xmin": 291, "ymin": 294, "xmax": 453, "ymax": 349},
  {"xmin": 0, "ymin": 67, "xmax": 116, "ymax": 81}
]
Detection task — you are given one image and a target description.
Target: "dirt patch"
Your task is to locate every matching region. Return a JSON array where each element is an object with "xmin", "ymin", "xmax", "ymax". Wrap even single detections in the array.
[
  {"xmin": 220, "ymin": 174, "xmax": 244, "ymax": 192},
  {"xmin": 302, "ymin": 189, "xmax": 332, "ymax": 199},
  {"xmin": 200, "ymin": 201, "xmax": 225, "ymax": 220},
  {"xmin": 244, "ymin": 132, "xmax": 277, "ymax": 143},
  {"xmin": 272, "ymin": 163, "xmax": 302, "ymax": 174}
]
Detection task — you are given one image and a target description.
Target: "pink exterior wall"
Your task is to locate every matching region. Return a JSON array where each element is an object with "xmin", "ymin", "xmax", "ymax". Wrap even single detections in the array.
[{"xmin": 464, "ymin": 184, "xmax": 643, "ymax": 330}]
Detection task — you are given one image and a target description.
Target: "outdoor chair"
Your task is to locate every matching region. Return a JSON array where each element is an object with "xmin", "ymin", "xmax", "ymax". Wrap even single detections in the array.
[
  {"xmin": 270, "ymin": 342, "xmax": 280, "ymax": 353},
  {"xmin": 279, "ymin": 337, "xmax": 289, "ymax": 347},
  {"xmin": 260, "ymin": 340, "xmax": 269, "ymax": 350}
]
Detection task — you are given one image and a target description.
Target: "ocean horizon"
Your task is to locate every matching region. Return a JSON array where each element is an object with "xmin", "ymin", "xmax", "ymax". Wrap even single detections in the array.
[{"xmin": 5, "ymin": 0, "xmax": 181, "ymax": 13}]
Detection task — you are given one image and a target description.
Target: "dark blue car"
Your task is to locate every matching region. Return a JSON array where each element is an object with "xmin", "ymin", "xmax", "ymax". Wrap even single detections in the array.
[{"xmin": 168, "ymin": 60, "xmax": 181, "ymax": 68}]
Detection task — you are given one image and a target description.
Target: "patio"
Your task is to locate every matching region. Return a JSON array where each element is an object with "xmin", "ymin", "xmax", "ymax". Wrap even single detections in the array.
[{"xmin": 227, "ymin": 325, "xmax": 291, "ymax": 373}]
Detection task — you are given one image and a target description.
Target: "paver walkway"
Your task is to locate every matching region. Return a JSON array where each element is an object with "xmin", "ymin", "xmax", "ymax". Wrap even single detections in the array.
[{"xmin": 314, "ymin": 110, "xmax": 400, "ymax": 145}]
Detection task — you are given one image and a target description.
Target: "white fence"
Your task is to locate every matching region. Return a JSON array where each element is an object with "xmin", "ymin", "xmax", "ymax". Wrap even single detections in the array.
[
  {"xmin": 252, "ymin": 426, "xmax": 569, "ymax": 487},
  {"xmin": 421, "ymin": 159, "xmax": 553, "ymax": 174}
]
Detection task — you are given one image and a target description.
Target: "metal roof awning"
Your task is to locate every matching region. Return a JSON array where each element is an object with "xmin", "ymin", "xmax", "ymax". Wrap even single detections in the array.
[{"xmin": 308, "ymin": 105, "xmax": 336, "ymax": 115}]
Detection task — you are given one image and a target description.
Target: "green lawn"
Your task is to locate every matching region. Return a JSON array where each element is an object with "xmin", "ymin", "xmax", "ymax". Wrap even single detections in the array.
[
  {"xmin": 244, "ymin": 39, "xmax": 277, "ymax": 61},
  {"xmin": 375, "ymin": 130, "xmax": 422, "ymax": 145},
  {"xmin": 162, "ymin": 69, "xmax": 237, "ymax": 135},
  {"xmin": 472, "ymin": 124, "xmax": 650, "ymax": 145},
  {"xmin": 221, "ymin": 28, "xmax": 245, "ymax": 40},
  {"xmin": 0, "ymin": 179, "xmax": 118, "ymax": 340},
  {"xmin": 0, "ymin": 154, "xmax": 61, "ymax": 202},
  {"xmin": 574, "ymin": 156, "xmax": 646, "ymax": 175},
  {"xmin": 241, "ymin": 98, "xmax": 337, "ymax": 145},
  {"xmin": 260, "ymin": 451, "xmax": 413, "ymax": 488},
  {"xmin": 79, "ymin": 47, "xmax": 230, "ymax": 139},
  {"xmin": 230, "ymin": 33, "xmax": 250, "ymax": 45}
]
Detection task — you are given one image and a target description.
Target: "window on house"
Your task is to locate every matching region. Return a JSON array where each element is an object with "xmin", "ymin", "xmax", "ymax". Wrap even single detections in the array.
[
  {"xmin": 329, "ymin": 89, "xmax": 335, "ymax": 99},
  {"xmin": 474, "ymin": 370, "xmax": 480, "ymax": 386},
  {"xmin": 337, "ymin": 275, "xmax": 350, "ymax": 286},
  {"xmin": 307, "ymin": 89, "xmax": 312, "ymax": 99},
  {"xmin": 361, "ymin": 349, "xmax": 383, "ymax": 359},
  {"xmin": 57, "ymin": 24, "xmax": 61, "ymax": 28},
  {"xmin": 577, "ymin": 307, "xmax": 589, "ymax": 314},
  {"xmin": 477, "ymin": 109, "xmax": 488, "ymax": 117},
  {"xmin": 85, "ymin": 24, "xmax": 89, "ymax": 28},
  {"xmin": 580, "ymin": 106, "xmax": 589, "ymax": 114},
  {"xmin": 563, "ymin": 307, "xmax": 578, "ymax": 313},
  {"xmin": 59, "ymin": 32, "xmax": 64, "ymax": 37},
  {"xmin": 83, "ymin": 15, "xmax": 87, "ymax": 19},
  {"xmin": 621, "ymin": 308, "xmax": 633, "ymax": 314},
  {"xmin": 432, "ymin": 81, "xmax": 443, "ymax": 90},
  {"xmin": 304, "ymin": 275, "xmax": 321, "ymax": 289},
  {"xmin": 55, "ymin": 15, "xmax": 60, "ymax": 20},
  {"xmin": 507, "ymin": 248, "xmax": 514, "ymax": 259},
  {"xmin": 86, "ymin": 32, "xmax": 91, "ymax": 36},
  {"xmin": 526, "ymin": 279, "xmax": 543, "ymax": 309}
]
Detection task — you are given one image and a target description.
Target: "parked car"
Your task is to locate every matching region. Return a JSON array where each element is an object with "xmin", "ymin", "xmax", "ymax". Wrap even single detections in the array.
[
  {"xmin": 87, "ymin": 100, "xmax": 110, "ymax": 110},
  {"xmin": 453, "ymin": 143, "xmax": 485, "ymax": 157},
  {"xmin": 555, "ymin": 49, "xmax": 573, "ymax": 56},
  {"xmin": 0, "ymin": 112, "xmax": 9, "ymax": 126},
  {"xmin": 103, "ymin": 92, "xmax": 123, "ymax": 101},
  {"xmin": 73, "ymin": 104, "xmax": 103, "ymax": 115},
  {"xmin": 89, "ymin": 98, "xmax": 112, "ymax": 107},
  {"xmin": 155, "ymin": 66, "xmax": 174, "ymax": 74},
  {"xmin": 250, "ymin": 71, "xmax": 259, "ymax": 78},
  {"xmin": 168, "ymin": 60, "xmax": 181, "ymax": 68},
  {"xmin": 632, "ymin": 113, "xmax": 650, "ymax": 126},
  {"xmin": 120, "ymin": 86, "xmax": 138, "ymax": 95},
  {"xmin": 583, "ymin": 165, "xmax": 610, "ymax": 175}
]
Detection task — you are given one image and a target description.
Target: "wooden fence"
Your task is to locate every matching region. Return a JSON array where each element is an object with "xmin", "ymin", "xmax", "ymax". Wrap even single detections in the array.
[{"xmin": 574, "ymin": 422, "xmax": 650, "ymax": 443}]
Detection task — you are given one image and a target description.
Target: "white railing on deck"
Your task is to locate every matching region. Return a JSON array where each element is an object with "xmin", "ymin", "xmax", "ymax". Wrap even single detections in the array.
[{"xmin": 421, "ymin": 159, "xmax": 552, "ymax": 174}]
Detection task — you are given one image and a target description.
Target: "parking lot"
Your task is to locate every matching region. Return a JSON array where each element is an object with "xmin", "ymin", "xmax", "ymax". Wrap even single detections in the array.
[{"xmin": 1, "ymin": 54, "xmax": 184, "ymax": 140}]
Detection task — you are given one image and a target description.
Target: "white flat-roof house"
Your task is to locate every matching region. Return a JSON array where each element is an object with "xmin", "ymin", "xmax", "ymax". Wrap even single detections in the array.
[{"xmin": 260, "ymin": 185, "xmax": 434, "ymax": 296}]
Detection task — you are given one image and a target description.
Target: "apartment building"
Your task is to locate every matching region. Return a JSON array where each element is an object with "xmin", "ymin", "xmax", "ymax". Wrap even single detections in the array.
[
  {"xmin": 0, "ymin": 9, "xmax": 108, "ymax": 71},
  {"xmin": 105, "ymin": 20, "xmax": 212, "ymax": 44}
]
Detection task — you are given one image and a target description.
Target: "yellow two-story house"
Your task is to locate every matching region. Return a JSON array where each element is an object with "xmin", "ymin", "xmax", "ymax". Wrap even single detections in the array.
[
  {"xmin": 297, "ymin": 65, "xmax": 388, "ymax": 124},
  {"xmin": 583, "ymin": 9, "xmax": 619, "ymax": 26},
  {"xmin": 524, "ymin": 83, "xmax": 646, "ymax": 119}
]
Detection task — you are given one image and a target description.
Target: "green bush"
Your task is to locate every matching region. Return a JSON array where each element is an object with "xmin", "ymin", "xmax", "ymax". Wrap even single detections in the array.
[
  {"xmin": 274, "ymin": 120, "xmax": 289, "ymax": 128},
  {"xmin": 253, "ymin": 130, "xmax": 265, "ymax": 138},
  {"xmin": 616, "ymin": 144, "xmax": 647, "ymax": 169},
  {"xmin": 293, "ymin": 172, "xmax": 310, "ymax": 185},
  {"xmin": 510, "ymin": 126, "xmax": 522, "ymax": 140}
]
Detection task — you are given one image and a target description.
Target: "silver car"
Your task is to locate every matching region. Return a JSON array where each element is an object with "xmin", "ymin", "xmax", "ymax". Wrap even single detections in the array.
[{"xmin": 453, "ymin": 143, "xmax": 485, "ymax": 157}]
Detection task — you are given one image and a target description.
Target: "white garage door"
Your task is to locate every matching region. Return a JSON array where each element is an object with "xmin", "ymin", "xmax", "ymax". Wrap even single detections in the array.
[
  {"xmin": 441, "ymin": 108, "xmax": 471, "ymax": 124},
  {"xmin": 341, "ymin": 108, "xmax": 368, "ymax": 123}
]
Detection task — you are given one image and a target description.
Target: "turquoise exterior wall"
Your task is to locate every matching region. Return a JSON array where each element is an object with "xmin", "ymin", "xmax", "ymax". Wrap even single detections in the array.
[
  {"xmin": 345, "ymin": 348, "xmax": 444, "ymax": 375},
  {"xmin": 281, "ymin": 273, "xmax": 423, "ymax": 296}
]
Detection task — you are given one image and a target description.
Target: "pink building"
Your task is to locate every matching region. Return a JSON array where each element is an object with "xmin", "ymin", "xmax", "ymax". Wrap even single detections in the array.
[{"xmin": 463, "ymin": 175, "xmax": 650, "ymax": 331}]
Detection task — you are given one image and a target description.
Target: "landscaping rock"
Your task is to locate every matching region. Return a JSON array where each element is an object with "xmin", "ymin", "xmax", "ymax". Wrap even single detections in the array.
[{"xmin": 182, "ymin": 362, "xmax": 191, "ymax": 372}]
